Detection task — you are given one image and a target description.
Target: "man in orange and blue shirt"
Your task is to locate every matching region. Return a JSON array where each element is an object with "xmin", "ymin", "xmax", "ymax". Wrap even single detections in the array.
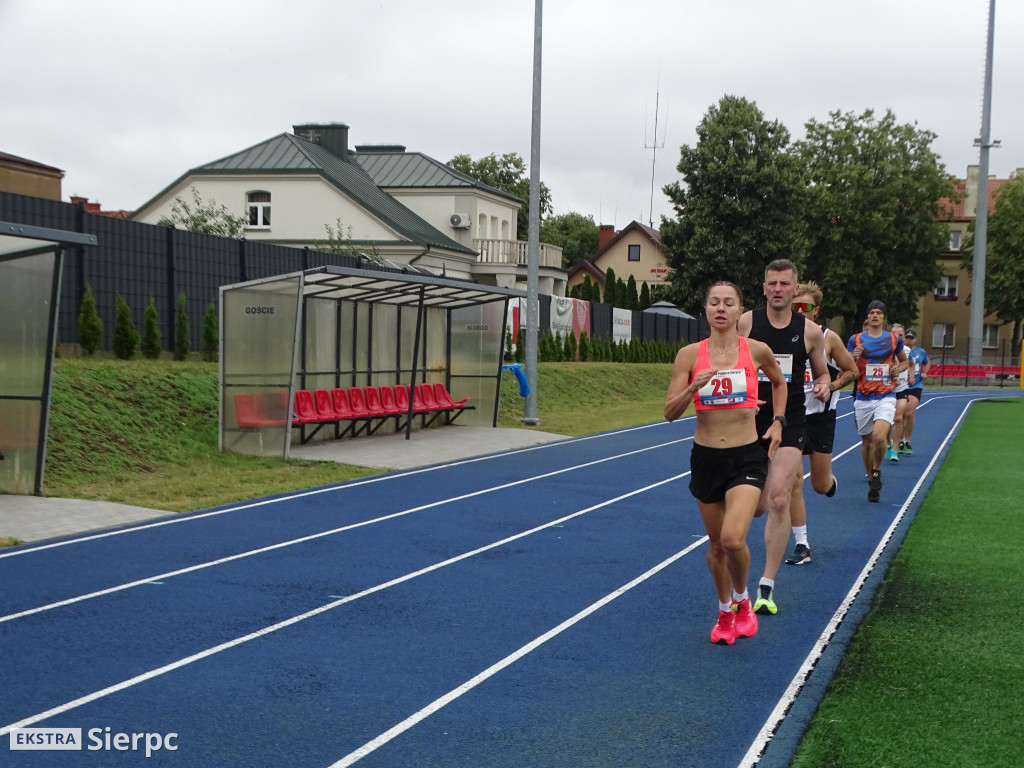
[{"xmin": 848, "ymin": 300, "xmax": 909, "ymax": 502}]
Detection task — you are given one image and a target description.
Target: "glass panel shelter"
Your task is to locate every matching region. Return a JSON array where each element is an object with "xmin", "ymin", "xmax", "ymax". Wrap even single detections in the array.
[
  {"xmin": 0, "ymin": 222, "xmax": 97, "ymax": 495},
  {"xmin": 220, "ymin": 265, "xmax": 524, "ymax": 458}
]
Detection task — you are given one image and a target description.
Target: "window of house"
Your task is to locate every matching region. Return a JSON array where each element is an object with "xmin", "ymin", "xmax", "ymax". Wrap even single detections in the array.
[
  {"xmin": 935, "ymin": 275, "xmax": 957, "ymax": 300},
  {"xmin": 628, "ymin": 244, "xmax": 640, "ymax": 262},
  {"xmin": 948, "ymin": 230, "xmax": 962, "ymax": 251},
  {"xmin": 247, "ymin": 191, "xmax": 271, "ymax": 228},
  {"xmin": 983, "ymin": 324, "xmax": 999, "ymax": 349},
  {"xmin": 932, "ymin": 323, "xmax": 955, "ymax": 348}
]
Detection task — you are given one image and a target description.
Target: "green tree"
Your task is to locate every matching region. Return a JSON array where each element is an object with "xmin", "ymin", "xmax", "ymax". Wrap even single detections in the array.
[
  {"xmin": 447, "ymin": 153, "xmax": 553, "ymax": 238},
  {"xmin": 141, "ymin": 297, "xmax": 162, "ymax": 359},
  {"xmin": 202, "ymin": 302, "xmax": 219, "ymax": 362},
  {"xmin": 796, "ymin": 108, "xmax": 957, "ymax": 336},
  {"xmin": 603, "ymin": 267, "xmax": 618, "ymax": 307},
  {"xmin": 156, "ymin": 186, "xmax": 247, "ymax": 238},
  {"xmin": 539, "ymin": 212, "xmax": 599, "ymax": 269},
  {"xmin": 313, "ymin": 218, "xmax": 383, "ymax": 266},
  {"xmin": 962, "ymin": 173, "xmax": 1024, "ymax": 351},
  {"xmin": 77, "ymin": 284, "xmax": 104, "ymax": 356},
  {"xmin": 660, "ymin": 95, "xmax": 809, "ymax": 316},
  {"xmin": 639, "ymin": 281, "xmax": 652, "ymax": 310},
  {"xmin": 625, "ymin": 275, "xmax": 640, "ymax": 310},
  {"xmin": 174, "ymin": 293, "xmax": 190, "ymax": 361},
  {"xmin": 112, "ymin": 295, "xmax": 139, "ymax": 360}
]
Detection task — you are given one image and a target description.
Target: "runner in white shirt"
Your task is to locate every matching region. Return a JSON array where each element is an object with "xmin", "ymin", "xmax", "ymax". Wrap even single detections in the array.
[
  {"xmin": 887, "ymin": 323, "xmax": 912, "ymax": 462},
  {"xmin": 785, "ymin": 282, "xmax": 857, "ymax": 565}
]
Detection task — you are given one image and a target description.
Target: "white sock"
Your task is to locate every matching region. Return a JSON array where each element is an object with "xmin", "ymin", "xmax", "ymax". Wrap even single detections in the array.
[
  {"xmin": 719, "ymin": 601, "xmax": 732, "ymax": 613},
  {"xmin": 732, "ymin": 588, "xmax": 749, "ymax": 603},
  {"xmin": 759, "ymin": 577, "xmax": 775, "ymax": 590},
  {"xmin": 792, "ymin": 526, "xmax": 808, "ymax": 546}
]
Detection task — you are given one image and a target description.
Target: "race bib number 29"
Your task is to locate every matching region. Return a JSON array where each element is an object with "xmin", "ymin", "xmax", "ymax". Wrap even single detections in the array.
[{"xmin": 698, "ymin": 369, "xmax": 748, "ymax": 406}]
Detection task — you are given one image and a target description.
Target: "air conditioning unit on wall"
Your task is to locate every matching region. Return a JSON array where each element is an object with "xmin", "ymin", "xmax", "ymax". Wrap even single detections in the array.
[{"xmin": 449, "ymin": 213, "xmax": 471, "ymax": 229}]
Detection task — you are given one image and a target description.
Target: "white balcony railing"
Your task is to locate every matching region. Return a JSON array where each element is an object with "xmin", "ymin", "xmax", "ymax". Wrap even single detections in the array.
[{"xmin": 474, "ymin": 238, "xmax": 563, "ymax": 269}]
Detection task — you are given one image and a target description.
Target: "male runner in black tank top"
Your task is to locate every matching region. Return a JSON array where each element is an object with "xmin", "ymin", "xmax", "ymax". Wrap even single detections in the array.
[{"xmin": 737, "ymin": 259, "xmax": 831, "ymax": 615}]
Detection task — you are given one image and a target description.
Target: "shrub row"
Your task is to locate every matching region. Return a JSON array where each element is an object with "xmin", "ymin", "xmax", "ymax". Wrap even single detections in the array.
[{"xmin": 76, "ymin": 285, "xmax": 218, "ymax": 361}]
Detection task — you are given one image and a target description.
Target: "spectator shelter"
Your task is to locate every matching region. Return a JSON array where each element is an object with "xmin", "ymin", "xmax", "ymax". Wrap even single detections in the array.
[
  {"xmin": 0, "ymin": 221, "xmax": 96, "ymax": 495},
  {"xmin": 220, "ymin": 265, "xmax": 525, "ymax": 458}
]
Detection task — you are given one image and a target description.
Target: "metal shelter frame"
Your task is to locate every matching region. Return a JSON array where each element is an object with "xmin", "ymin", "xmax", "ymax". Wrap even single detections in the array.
[
  {"xmin": 219, "ymin": 264, "xmax": 525, "ymax": 458},
  {"xmin": 0, "ymin": 221, "xmax": 97, "ymax": 495}
]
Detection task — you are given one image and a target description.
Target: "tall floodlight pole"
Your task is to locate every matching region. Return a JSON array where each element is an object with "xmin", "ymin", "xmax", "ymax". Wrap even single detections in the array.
[
  {"xmin": 970, "ymin": 0, "xmax": 998, "ymax": 368},
  {"xmin": 522, "ymin": 0, "xmax": 543, "ymax": 425}
]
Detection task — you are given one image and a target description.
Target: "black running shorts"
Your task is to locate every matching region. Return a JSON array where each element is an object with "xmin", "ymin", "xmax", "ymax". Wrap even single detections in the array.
[
  {"xmin": 689, "ymin": 441, "xmax": 769, "ymax": 504},
  {"xmin": 755, "ymin": 411, "xmax": 807, "ymax": 451},
  {"xmin": 803, "ymin": 409, "xmax": 837, "ymax": 456}
]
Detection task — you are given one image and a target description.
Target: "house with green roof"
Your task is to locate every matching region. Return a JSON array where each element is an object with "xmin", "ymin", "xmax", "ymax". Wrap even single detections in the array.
[{"xmin": 131, "ymin": 123, "xmax": 566, "ymax": 295}]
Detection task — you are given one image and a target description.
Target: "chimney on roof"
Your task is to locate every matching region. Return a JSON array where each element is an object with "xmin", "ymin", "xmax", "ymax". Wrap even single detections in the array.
[
  {"xmin": 293, "ymin": 123, "xmax": 349, "ymax": 160},
  {"xmin": 598, "ymin": 224, "xmax": 615, "ymax": 250}
]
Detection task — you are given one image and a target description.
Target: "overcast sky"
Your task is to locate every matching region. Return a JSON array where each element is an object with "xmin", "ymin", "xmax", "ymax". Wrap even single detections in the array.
[{"xmin": 2, "ymin": 0, "xmax": 1021, "ymax": 229}]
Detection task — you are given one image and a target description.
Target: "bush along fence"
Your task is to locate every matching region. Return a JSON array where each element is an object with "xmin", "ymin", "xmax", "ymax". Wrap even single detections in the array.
[{"xmin": 2, "ymin": 190, "xmax": 700, "ymax": 357}]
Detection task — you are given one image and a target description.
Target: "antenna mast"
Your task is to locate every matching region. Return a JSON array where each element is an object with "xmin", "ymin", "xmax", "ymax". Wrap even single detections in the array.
[{"xmin": 645, "ymin": 88, "xmax": 666, "ymax": 228}]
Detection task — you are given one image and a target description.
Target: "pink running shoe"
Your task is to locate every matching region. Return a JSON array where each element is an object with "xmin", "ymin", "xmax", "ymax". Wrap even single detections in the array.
[
  {"xmin": 711, "ymin": 609, "xmax": 736, "ymax": 645},
  {"xmin": 731, "ymin": 597, "xmax": 759, "ymax": 639}
]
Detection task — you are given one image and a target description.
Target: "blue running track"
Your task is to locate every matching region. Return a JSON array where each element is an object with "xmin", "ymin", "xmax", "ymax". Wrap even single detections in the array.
[{"xmin": 1, "ymin": 391, "xmax": 1016, "ymax": 767}]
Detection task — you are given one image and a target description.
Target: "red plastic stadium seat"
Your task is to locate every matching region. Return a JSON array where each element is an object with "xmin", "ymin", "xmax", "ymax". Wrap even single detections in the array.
[
  {"xmin": 331, "ymin": 388, "xmax": 355, "ymax": 420},
  {"xmin": 235, "ymin": 393, "xmax": 285, "ymax": 427},
  {"xmin": 418, "ymin": 383, "xmax": 442, "ymax": 410},
  {"xmin": 293, "ymin": 390, "xmax": 323, "ymax": 423},
  {"xmin": 378, "ymin": 385, "xmax": 403, "ymax": 415},
  {"xmin": 313, "ymin": 389, "xmax": 339, "ymax": 420},
  {"xmin": 347, "ymin": 386, "xmax": 372, "ymax": 419},
  {"xmin": 432, "ymin": 382, "xmax": 471, "ymax": 408},
  {"xmin": 363, "ymin": 386, "xmax": 388, "ymax": 417}
]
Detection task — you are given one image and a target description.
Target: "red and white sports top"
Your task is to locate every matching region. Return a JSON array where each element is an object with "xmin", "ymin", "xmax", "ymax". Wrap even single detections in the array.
[{"xmin": 692, "ymin": 337, "xmax": 761, "ymax": 411}]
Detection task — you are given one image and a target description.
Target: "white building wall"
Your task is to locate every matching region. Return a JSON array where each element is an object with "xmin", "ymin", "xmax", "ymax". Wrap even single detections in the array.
[{"xmin": 134, "ymin": 176, "xmax": 399, "ymax": 243}]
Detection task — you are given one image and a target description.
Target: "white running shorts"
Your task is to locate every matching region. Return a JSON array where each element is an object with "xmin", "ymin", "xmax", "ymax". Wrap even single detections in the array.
[{"xmin": 854, "ymin": 397, "xmax": 896, "ymax": 436}]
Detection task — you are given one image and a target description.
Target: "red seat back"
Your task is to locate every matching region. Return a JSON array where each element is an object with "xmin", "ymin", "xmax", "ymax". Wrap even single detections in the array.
[
  {"xmin": 347, "ymin": 386, "xmax": 370, "ymax": 417},
  {"xmin": 434, "ymin": 382, "xmax": 470, "ymax": 407},
  {"xmin": 432, "ymin": 382, "xmax": 455, "ymax": 408},
  {"xmin": 410, "ymin": 383, "xmax": 429, "ymax": 412},
  {"xmin": 314, "ymin": 389, "xmax": 336, "ymax": 419},
  {"xmin": 378, "ymin": 385, "xmax": 401, "ymax": 414},
  {"xmin": 394, "ymin": 384, "xmax": 411, "ymax": 413},
  {"xmin": 331, "ymin": 388, "xmax": 354, "ymax": 419},
  {"xmin": 294, "ymin": 390, "xmax": 320, "ymax": 422},
  {"xmin": 418, "ymin": 383, "xmax": 440, "ymax": 410},
  {"xmin": 363, "ymin": 386, "xmax": 386, "ymax": 416},
  {"xmin": 235, "ymin": 393, "xmax": 272, "ymax": 427},
  {"xmin": 259, "ymin": 389, "xmax": 293, "ymax": 422}
]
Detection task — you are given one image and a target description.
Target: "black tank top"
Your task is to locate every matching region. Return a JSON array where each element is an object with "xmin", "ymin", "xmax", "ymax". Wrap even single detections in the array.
[{"xmin": 749, "ymin": 308, "xmax": 808, "ymax": 423}]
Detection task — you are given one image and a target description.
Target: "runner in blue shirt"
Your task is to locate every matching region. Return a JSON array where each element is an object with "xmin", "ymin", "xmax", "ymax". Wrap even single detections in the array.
[{"xmin": 901, "ymin": 328, "xmax": 930, "ymax": 455}]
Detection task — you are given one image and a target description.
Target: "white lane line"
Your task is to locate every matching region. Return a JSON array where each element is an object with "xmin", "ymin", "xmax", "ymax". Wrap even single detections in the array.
[
  {"xmin": 0, "ymin": 420, "xmax": 692, "ymax": 559},
  {"xmin": 0, "ymin": 438, "xmax": 693, "ymax": 624},
  {"xmin": 327, "ymin": 534, "xmax": 708, "ymax": 767},
  {"xmin": 739, "ymin": 397, "xmax": 981, "ymax": 767},
  {"xmin": 0, "ymin": 471, "xmax": 692, "ymax": 737}
]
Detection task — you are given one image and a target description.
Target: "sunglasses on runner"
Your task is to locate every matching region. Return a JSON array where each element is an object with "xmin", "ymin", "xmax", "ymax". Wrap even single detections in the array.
[{"xmin": 791, "ymin": 302, "xmax": 816, "ymax": 312}]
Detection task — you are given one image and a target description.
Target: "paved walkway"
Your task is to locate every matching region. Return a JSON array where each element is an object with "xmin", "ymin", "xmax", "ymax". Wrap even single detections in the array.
[{"xmin": 0, "ymin": 426, "xmax": 567, "ymax": 545}]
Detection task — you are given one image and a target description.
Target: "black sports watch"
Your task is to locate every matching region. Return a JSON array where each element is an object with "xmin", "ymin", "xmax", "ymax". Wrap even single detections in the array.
[{"xmin": 773, "ymin": 414, "xmax": 787, "ymax": 428}]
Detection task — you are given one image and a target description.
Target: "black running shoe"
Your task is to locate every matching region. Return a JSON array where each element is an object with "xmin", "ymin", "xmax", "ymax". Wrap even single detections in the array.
[
  {"xmin": 785, "ymin": 543, "xmax": 812, "ymax": 565},
  {"xmin": 868, "ymin": 470, "xmax": 882, "ymax": 503}
]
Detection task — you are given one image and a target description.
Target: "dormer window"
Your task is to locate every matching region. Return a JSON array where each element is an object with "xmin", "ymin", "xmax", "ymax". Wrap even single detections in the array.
[{"xmin": 247, "ymin": 191, "xmax": 271, "ymax": 229}]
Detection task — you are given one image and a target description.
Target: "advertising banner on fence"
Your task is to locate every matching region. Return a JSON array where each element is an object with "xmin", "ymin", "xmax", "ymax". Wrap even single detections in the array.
[
  {"xmin": 550, "ymin": 296, "xmax": 590, "ymax": 341},
  {"xmin": 612, "ymin": 307, "xmax": 632, "ymax": 344}
]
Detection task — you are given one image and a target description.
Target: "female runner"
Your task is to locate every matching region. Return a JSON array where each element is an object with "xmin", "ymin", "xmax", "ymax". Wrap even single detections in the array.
[{"xmin": 665, "ymin": 281, "xmax": 788, "ymax": 645}]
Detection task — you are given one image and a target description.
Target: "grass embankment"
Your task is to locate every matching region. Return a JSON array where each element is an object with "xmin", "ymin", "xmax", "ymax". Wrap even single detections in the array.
[
  {"xmin": 792, "ymin": 398, "xmax": 1024, "ymax": 768},
  {"xmin": 41, "ymin": 359, "xmax": 674, "ymax": 513}
]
